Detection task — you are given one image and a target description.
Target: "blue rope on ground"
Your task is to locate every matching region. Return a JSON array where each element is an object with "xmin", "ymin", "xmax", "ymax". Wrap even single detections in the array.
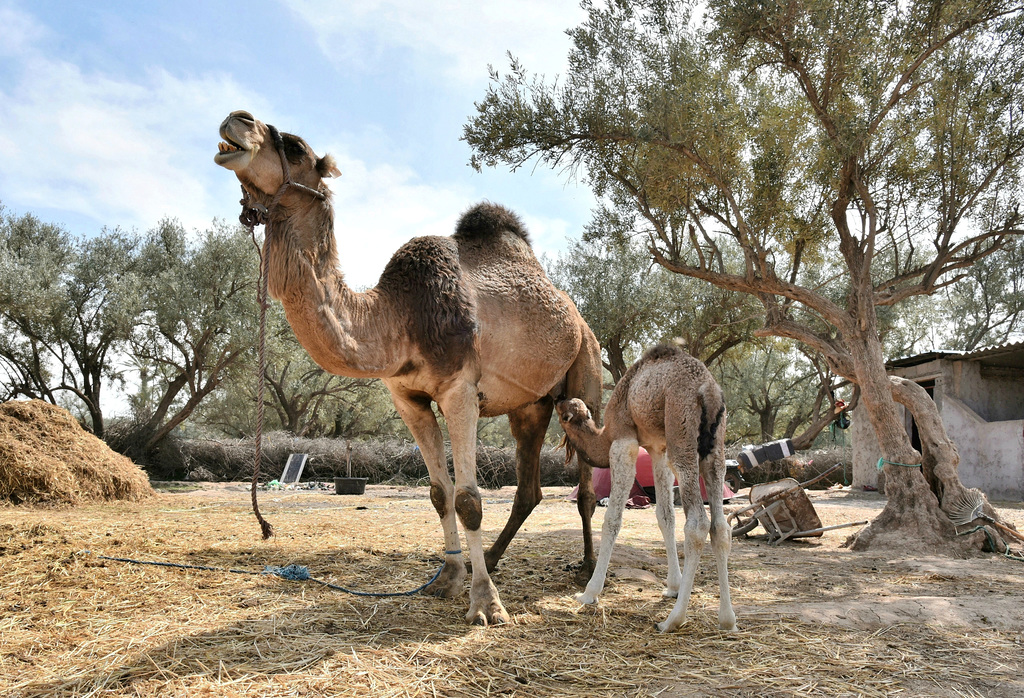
[{"xmin": 80, "ymin": 551, "xmax": 447, "ymax": 598}]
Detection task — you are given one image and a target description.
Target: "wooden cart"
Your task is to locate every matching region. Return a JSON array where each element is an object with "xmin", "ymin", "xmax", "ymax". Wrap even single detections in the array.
[{"xmin": 729, "ymin": 464, "xmax": 868, "ymax": 544}]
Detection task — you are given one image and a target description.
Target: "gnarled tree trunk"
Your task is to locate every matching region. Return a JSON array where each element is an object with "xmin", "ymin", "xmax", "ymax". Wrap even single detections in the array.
[{"xmin": 845, "ymin": 335, "xmax": 1008, "ymax": 554}]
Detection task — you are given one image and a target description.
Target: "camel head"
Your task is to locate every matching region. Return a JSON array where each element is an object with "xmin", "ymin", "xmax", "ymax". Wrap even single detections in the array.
[
  {"xmin": 556, "ymin": 398, "xmax": 608, "ymax": 468},
  {"xmin": 214, "ymin": 110, "xmax": 341, "ymax": 200},
  {"xmin": 556, "ymin": 398, "xmax": 595, "ymax": 431}
]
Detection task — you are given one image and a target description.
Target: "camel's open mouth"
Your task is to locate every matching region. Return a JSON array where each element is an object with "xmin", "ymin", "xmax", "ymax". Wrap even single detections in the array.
[{"xmin": 214, "ymin": 135, "xmax": 249, "ymax": 166}]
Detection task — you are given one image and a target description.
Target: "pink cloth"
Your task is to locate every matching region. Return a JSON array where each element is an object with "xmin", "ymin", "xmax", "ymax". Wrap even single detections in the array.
[{"xmin": 571, "ymin": 446, "xmax": 735, "ymax": 504}]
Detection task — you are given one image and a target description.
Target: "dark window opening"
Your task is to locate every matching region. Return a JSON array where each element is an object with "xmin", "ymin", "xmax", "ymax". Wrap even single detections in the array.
[{"xmin": 908, "ymin": 379, "xmax": 935, "ymax": 452}]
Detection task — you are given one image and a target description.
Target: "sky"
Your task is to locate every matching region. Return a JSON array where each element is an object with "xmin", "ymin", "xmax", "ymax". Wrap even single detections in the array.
[{"xmin": 0, "ymin": 0, "xmax": 596, "ymax": 289}]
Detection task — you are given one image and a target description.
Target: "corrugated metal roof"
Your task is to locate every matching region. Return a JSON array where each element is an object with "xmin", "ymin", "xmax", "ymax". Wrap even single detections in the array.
[
  {"xmin": 957, "ymin": 340, "xmax": 1024, "ymax": 368},
  {"xmin": 887, "ymin": 341, "xmax": 1024, "ymax": 370}
]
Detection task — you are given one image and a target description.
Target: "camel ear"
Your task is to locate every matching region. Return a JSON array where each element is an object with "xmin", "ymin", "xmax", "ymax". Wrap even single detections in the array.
[{"xmin": 316, "ymin": 154, "xmax": 342, "ymax": 178}]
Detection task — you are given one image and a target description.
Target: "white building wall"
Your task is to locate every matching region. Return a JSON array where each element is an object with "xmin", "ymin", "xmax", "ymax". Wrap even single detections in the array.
[{"xmin": 943, "ymin": 396, "xmax": 1024, "ymax": 501}]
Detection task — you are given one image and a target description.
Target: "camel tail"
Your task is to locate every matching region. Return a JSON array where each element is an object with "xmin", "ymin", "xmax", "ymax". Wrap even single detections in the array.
[{"xmin": 697, "ymin": 382, "xmax": 725, "ymax": 460}]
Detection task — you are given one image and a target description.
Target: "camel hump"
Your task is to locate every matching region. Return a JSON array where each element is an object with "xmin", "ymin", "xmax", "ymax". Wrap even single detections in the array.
[
  {"xmin": 379, "ymin": 236, "xmax": 477, "ymax": 374},
  {"xmin": 640, "ymin": 342, "xmax": 687, "ymax": 364},
  {"xmin": 453, "ymin": 202, "xmax": 531, "ymax": 246}
]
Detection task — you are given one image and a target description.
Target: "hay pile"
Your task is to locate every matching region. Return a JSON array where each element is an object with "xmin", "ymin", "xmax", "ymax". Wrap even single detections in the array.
[{"xmin": 0, "ymin": 399, "xmax": 152, "ymax": 505}]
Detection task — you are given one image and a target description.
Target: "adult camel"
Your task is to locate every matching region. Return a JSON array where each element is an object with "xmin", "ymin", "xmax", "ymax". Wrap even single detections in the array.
[{"xmin": 215, "ymin": 111, "xmax": 602, "ymax": 625}]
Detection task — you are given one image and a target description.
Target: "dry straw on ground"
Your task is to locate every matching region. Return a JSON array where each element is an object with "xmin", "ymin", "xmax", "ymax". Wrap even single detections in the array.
[
  {"xmin": 0, "ymin": 400, "xmax": 152, "ymax": 506},
  {"xmin": 2, "ymin": 483, "xmax": 1023, "ymax": 697}
]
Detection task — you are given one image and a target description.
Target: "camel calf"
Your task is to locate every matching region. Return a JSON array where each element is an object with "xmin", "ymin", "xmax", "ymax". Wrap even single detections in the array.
[{"xmin": 556, "ymin": 343, "xmax": 737, "ymax": 633}]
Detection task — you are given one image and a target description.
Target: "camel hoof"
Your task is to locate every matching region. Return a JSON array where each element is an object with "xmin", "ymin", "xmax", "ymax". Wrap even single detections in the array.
[
  {"xmin": 466, "ymin": 579, "xmax": 509, "ymax": 626},
  {"xmin": 466, "ymin": 602, "xmax": 509, "ymax": 627},
  {"xmin": 661, "ymin": 588, "xmax": 679, "ymax": 599},
  {"xmin": 656, "ymin": 616, "xmax": 686, "ymax": 633},
  {"xmin": 719, "ymin": 616, "xmax": 738, "ymax": 632},
  {"xmin": 424, "ymin": 562, "xmax": 466, "ymax": 599},
  {"xmin": 575, "ymin": 592, "xmax": 599, "ymax": 606},
  {"xmin": 573, "ymin": 562, "xmax": 595, "ymax": 587}
]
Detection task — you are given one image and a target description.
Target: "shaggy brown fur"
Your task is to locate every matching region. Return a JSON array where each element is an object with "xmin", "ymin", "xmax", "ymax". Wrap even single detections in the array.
[{"xmin": 555, "ymin": 342, "xmax": 736, "ymax": 633}]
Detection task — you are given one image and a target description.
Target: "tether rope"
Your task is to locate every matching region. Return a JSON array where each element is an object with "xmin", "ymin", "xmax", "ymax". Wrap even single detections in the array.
[
  {"xmin": 80, "ymin": 550, "xmax": 451, "ymax": 598},
  {"xmin": 876, "ymin": 457, "xmax": 921, "ymax": 470},
  {"xmin": 238, "ymin": 123, "xmax": 329, "ymax": 540},
  {"xmin": 954, "ymin": 527, "xmax": 1024, "ymax": 562}
]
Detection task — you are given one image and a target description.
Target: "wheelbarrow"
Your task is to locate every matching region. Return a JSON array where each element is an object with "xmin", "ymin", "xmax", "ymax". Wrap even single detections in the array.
[{"xmin": 728, "ymin": 463, "xmax": 868, "ymax": 544}]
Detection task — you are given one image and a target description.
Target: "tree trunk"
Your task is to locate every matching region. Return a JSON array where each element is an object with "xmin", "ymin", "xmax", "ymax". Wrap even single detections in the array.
[
  {"xmin": 604, "ymin": 337, "xmax": 627, "ymax": 385},
  {"xmin": 758, "ymin": 407, "xmax": 776, "ymax": 444},
  {"xmin": 843, "ymin": 332, "xmax": 993, "ymax": 554}
]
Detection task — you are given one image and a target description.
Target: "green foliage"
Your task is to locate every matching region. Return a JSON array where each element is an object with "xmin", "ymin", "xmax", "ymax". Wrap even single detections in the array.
[
  {"xmin": 547, "ymin": 237, "xmax": 666, "ymax": 381},
  {"xmin": 466, "ymin": 0, "xmax": 1024, "ymax": 384},
  {"xmin": 0, "ymin": 208, "xmax": 142, "ymax": 435},
  {"xmin": 124, "ymin": 219, "xmax": 258, "ymax": 453},
  {"xmin": 939, "ymin": 236, "xmax": 1024, "ymax": 350},
  {"xmin": 548, "ymin": 233, "xmax": 760, "ymax": 381}
]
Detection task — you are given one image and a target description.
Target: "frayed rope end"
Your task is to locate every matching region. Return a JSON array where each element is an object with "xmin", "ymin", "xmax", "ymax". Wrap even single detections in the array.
[{"xmin": 263, "ymin": 564, "xmax": 311, "ymax": 581}]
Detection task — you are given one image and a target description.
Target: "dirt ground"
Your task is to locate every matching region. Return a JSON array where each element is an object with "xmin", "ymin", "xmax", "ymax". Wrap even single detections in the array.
[{"xmin": 2, "ymin": 483, "xmax": 1023, "ymax": 697}]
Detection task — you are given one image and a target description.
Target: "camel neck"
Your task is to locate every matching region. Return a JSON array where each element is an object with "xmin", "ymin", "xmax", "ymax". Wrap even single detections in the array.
[
  {"xmin": 263, "ymin": 205, "xmax": 400, "ymax": 378},
  {"xmin": 571, "ymin": 427, "xmax": 612, "ymax": 469}
]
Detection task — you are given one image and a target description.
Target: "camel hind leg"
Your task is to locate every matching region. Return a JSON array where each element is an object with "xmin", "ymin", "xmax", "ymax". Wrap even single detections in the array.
[
  {"xmin": 657, "ymin": 403, "xmax": 706, "ymax": 633},
  {"xmin": 577, "ymin": 438, "xmax": 639, "ymax": 605},
  {"xmin": 649, "ymin": 447, "xmax": 682, "ymax": 598},
  {"xmin": 657, "ymin": 456, "xmax": 708, "ymax": 633},
  {"xmin": 701, "ymin": 423, "xmax": 737, "ymax": 631},
  {"xmin": 484, "ymin": 398, "xmax": 553, "ymax": 572}
]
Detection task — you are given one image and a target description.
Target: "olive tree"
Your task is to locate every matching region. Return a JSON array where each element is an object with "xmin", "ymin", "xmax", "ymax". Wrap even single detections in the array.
[
  {"xmin": 465, "ymin": 0, "xmax": 1024, "ymax": 552},
  {"xmin": 127, "ymin": 219, "xmax": 257, "ymax": 453},
  {"xmin": 0, "ymin": 208, "xmax": 142, "ymax": 436}
]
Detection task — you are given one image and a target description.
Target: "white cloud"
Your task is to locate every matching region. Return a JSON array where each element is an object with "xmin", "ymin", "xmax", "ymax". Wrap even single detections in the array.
[
  {"xmin": 0, "ymin": 3, "xmax": 588, "ymax": 292},
  {"xmin": 322, "ymin": 148, "xmax": 469, "ymax": 287},
  {"xmin": 0, "ymin": 5, "xmax": 282, "ymax": 235},
  {"xmin": 282, "ymin": 0, "xmax": 587, "ymax": 85},
  {"xmin": 0, "ymin": 55, "xmax": 265, "ymax": 234}
]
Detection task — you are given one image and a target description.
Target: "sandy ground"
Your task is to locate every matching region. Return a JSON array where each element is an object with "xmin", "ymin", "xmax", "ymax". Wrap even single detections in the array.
[
  {"xmin": 2, "ymin": 482, "xmax": 1023, "ymax": 697},
  {"xmin": 177, "ymin": 481, "xmax": 1024, "ymax": 636}
]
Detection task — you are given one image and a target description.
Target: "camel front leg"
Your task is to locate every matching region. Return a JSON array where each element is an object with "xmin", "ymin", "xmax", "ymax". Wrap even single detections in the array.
[
  {"xmin": 650, "ymin": 448, "xmax": 682, "ymax": 598},
  {"xmin": 574, "ymin": 460, "xmax": 597, "ymax": 585},
  {"xmin": 441, "ymin": 384, "xmax": 509, "ymax": 626},
  {"xmin": 577, "ymin": 438, "xmax": 638, "ymax": 605},
  {"xmin": 657, "ymin": 457, "xmax": 708, "ymax": 633},
  {"xmin": 484, "ymin": 399, "xmax": 553, "ymax": 573},
  {"xmin": 389, "ymin": 391, "xmax": 466, "ymax": 599}
]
